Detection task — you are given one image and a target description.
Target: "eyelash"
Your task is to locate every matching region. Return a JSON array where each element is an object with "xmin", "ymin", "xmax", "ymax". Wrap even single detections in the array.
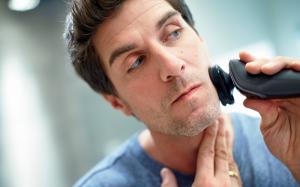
[
  {"xmin": 127, "ymin": 28, "xmax": 183, "ymax": 73},
  {"xmin": 127, "ymin": 55, "xmax": 145, "ymax": 73},
  {"xmin": 164, "ymin": 28, "xmax": 183, "ymax": 43}
]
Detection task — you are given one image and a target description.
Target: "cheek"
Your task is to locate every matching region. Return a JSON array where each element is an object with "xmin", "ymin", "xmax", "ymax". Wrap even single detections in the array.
[
  {"xmin": 180, "ymin": 33, "xmax": 209, "ymax": 65},
  {"xmin": 120, "ymin": 75, "xmax": 162, "ymax": 108},
  {"xmin": 182, "ymin": 46, "xmax": 210, "ymax": 71}
]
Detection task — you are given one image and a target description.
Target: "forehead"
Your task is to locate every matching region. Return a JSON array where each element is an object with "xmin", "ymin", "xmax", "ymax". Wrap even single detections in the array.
[{"xmin": 93, "ymin": 0, "xmax": 176, "ymax": 65}]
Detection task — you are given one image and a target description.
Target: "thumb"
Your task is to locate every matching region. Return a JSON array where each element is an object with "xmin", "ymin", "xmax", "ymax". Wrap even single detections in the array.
[
  {"xmin": 160, "ymin": 168, "xmax": 178, "ymax": 187},
  {"xmin": 243, "ymin": 98, "xmax": 279, "ymax": 126}
]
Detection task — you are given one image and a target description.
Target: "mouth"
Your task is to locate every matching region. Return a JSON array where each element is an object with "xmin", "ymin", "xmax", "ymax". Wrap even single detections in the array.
[{"xmin": 171, "ymin": 84, "xmax": 201, "ymax": 105}]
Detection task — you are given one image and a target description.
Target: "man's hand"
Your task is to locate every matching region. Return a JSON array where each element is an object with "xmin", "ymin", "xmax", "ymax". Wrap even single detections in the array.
[
  {"xmin": 160, "ymin": 118, "xmax": 242, "ymax": 187},
  {"xmin": 240, "ymin": 51, "xmax": 300, "ymax": 183}
]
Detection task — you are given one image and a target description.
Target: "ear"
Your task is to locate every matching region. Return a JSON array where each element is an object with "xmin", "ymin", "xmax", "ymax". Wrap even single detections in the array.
[{"xmin": 102, "ymin": 94, "xmax": 132, "ymax": 116}]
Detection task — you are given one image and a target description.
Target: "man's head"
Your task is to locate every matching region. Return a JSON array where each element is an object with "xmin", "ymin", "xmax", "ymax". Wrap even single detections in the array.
[
  {"xmin": 65, "ymin": 0, "xmax": 220, "ymax": 136},
  {"xmin": 65, "ymin": 0, "xmax": 195, "ymax": 95}
]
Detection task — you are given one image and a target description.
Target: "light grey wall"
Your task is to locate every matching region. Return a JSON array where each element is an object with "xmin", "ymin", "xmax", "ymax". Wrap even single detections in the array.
[
  {"xmin": 262, "ymin": 0, "xmax": 300, "ymax": 58},
  {"xmin": 186, "ymin": 0, "xmax": 300, "ymax": 58},
  {"xmin": 186, "ymin": 0, "xmax": 272, "ymax": 56}
]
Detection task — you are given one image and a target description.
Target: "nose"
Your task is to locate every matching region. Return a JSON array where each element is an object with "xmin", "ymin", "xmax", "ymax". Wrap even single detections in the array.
[{"xmin": 154, "ymin": 48, "xmax": 186, "ymax": 82}]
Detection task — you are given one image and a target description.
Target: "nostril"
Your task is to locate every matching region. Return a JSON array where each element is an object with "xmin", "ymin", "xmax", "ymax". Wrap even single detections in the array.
[
  {"xmin": 181, "ymin": 64, "xmax": 185, "ymax": 71},
  {"xmin": 161, "ymin": 61, "xmax": 186, "ymax": 82},
  {"xmin": 166, "ymin": 75, "xmax": 172, "ymax": 81},
  {"xmin": 165, "ymin": 64, "xmax": 185, "ymax": 81}
]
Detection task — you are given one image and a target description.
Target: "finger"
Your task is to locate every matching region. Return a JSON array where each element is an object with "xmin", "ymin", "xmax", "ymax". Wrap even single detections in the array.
[
  {"xmin": 261, "ymin": 57, "xmax": 289, "ymax": 75},
  {"xmin": 219, "ymin": 115, "xmax": 235, "ymax": 165},
  {"xmin": 244, "ymin": 58, "xmax": 269, "ymax": 74},
  {"xmin": 222, "ymin": 114, "xmax": 234, "ymax": 150},
  {"xmin": 243, "ymin": 98, "xmax": 279, "ymax": 127},
  {"xmin": 195, "ymin": 122, "xmax": 219, "ymax": 177},
  {"xmin": 223, "ymin": 116, "xmax": 241, "ymax": 186},
  {"xmin": 261, "ymin": 57, "xmax": 300, "ymax": 74},
  {"xmin": 226, "ymin": 129, "xmax": 241, "ymax": 185},
  {"xmin": 215, "ymin": 122, "xmax": 229, "ymax": 178},
  {"xmin": 239, "ymin": 51, "xmax": 256, "ymax": 62},
  {"xmin": 239, "ymin": 51, "xmax": 269, "ymax": 74},
  {"xmin": 160, "ymin": 168, "xmax": 178, "ymax": 187},
  {"xmin": 227, "ymin": 151, "xmax": 243, "ymax": 187},
  {"xmin": 225, "ymin": 129, "xmax": 234, "ymax": 160},
  {"xmin": 275, "ymin": 56, "xmax": 300, "ymax": 71},
  {"xmin": 287, "ymin": 59, "xmax": 300, "ymax": 71},
  {"xmin": 261, "ymin": 61, "xmax": 287, "ymax": 75}
]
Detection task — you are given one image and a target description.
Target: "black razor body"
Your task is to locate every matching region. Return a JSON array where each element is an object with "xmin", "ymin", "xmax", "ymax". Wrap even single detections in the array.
[{"xmin": 209, "ymin": 59, "xmax": 300, "ymax": 106}]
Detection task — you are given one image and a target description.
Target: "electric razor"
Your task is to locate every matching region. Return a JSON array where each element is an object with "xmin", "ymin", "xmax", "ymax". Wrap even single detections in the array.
[{"xmin": 209, "ymin": 59, "xmax": 300, "ymax": 106}]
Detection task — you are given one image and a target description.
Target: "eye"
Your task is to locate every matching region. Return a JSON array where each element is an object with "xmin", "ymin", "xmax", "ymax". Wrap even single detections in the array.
[
  {"xmin": 170, "ymin": 29, "xmax": 181, "ymax": 39},
  {"xmin": 165, "ymin": 28, "xmax": 182, "ymax": 42},
  {"xmin": 127, "ymin": 55, "xmax": 145, "ymax": 73}
]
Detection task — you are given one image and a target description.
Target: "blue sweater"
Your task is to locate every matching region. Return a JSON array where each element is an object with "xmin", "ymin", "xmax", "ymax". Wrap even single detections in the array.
[{"xmin": 74, "ymin": 113, "xmax": 299, "ymax": 187}]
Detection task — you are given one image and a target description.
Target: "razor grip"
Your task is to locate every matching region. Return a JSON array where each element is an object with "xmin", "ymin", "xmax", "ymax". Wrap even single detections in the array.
[{"xmin": 229, "ymin": 59, "xmax": 300, "ymax": 99}]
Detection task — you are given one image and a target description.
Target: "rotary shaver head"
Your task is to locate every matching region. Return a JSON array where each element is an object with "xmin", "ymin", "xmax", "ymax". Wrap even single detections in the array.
[
  {"xmin": 209, "ymin": 65, "xmax": 235, "ymax": 105},
  {"xmin": 209, "ymin": 59, "xmax": 300, "ymax": 106}
]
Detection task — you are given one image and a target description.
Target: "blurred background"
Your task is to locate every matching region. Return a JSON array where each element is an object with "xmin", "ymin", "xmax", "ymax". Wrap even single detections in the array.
[{"xmin": 0, "ymin": 0, "xmax": 299, "ymax": 186}]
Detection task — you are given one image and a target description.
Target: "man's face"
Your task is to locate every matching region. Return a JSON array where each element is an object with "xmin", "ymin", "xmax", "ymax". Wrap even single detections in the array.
[{"xmin": 93, "ymin": 0, "xmax": 220, "ymax": 136}]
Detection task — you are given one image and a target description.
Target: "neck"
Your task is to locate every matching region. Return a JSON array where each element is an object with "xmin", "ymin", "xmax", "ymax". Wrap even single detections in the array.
[
  {"xmin": 139, "ymin": 113, "xmax": 232, "ymax": 175},
  {"xmin": 139, "ymin": 129, "xmax": 203, "ymax": 174}
]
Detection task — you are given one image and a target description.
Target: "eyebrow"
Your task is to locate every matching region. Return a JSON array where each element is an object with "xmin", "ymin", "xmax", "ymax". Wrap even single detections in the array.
[
  {"xmin": 109, "ymin": 43, "xmax": 137, "ymax": 66},
  {"xmin": 108, "ymin": 10, "xmax": 180, "ymax": 66},
  {"xmin": 156, "ymin": 10, "xmax": 179, "ymax": 30}
]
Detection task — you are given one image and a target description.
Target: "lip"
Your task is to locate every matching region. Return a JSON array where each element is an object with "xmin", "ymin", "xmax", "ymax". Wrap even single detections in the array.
[{"xmin": 171, "ymin": 84, "xmax": 201, "ymax": 105}]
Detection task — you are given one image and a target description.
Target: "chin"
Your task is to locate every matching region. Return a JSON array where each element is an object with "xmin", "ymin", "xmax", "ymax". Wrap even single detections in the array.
[
  {"xmin": 166, "ymin": 99, "xmax": 221, "ymax": 137},
  {"xmin": 186, "ymin": 98, "xmax": 221, "ymax": 136}
]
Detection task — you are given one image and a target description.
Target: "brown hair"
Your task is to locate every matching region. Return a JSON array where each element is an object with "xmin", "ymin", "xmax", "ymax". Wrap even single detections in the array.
[{"xmin": 64, "ymin": 0, "xmax": 195, "ymax": 95}]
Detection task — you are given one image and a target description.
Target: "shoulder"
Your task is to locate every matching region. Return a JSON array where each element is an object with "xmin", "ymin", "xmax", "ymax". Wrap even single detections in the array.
[
  {"xmin": 74, "ymin": 165, "xmax": 129, "ymax": 187},
  {"xmin": 73, "ymin": 136, "xmax": 138, "ymax": 187},
  {"xmin": 73, "ymin": 133, "xmax": 160, "ymax": 187}
]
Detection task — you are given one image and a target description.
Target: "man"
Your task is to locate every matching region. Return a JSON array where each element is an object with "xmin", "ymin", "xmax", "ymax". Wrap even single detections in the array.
[{"xmin": 64, "ymin": 0, "xmax": 300, "ymax": 186}]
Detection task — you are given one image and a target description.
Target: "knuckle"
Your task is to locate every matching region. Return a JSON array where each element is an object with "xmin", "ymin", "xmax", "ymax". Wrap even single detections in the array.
[
  {"xmin": 228, "ymin": 160, "xmax": 238, "ymax": 169},
  {"xmin": 199, "ymin": 146, "xmax": 215, "ymax": 157},
  {"xmin": 259, "ymin": 58, "xmax": 268, "ymax": 63},
  {"xmin": 215, "ymin": 148, "xmax": 228, "ymax": 160},
  {"xmin": 206, "ymin": 127, "xmax": 217, "ymax": 137},
  {"xmin": 205, "ymin": 147, "xmax": 215, "ymax": 157},
  {"xmin": 218, "ymin": 129, "xmax": 226, "ymax": 137},
  {"xmin": 274, "ymin": 56, "xmax": 284, "ymax": 62}
]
